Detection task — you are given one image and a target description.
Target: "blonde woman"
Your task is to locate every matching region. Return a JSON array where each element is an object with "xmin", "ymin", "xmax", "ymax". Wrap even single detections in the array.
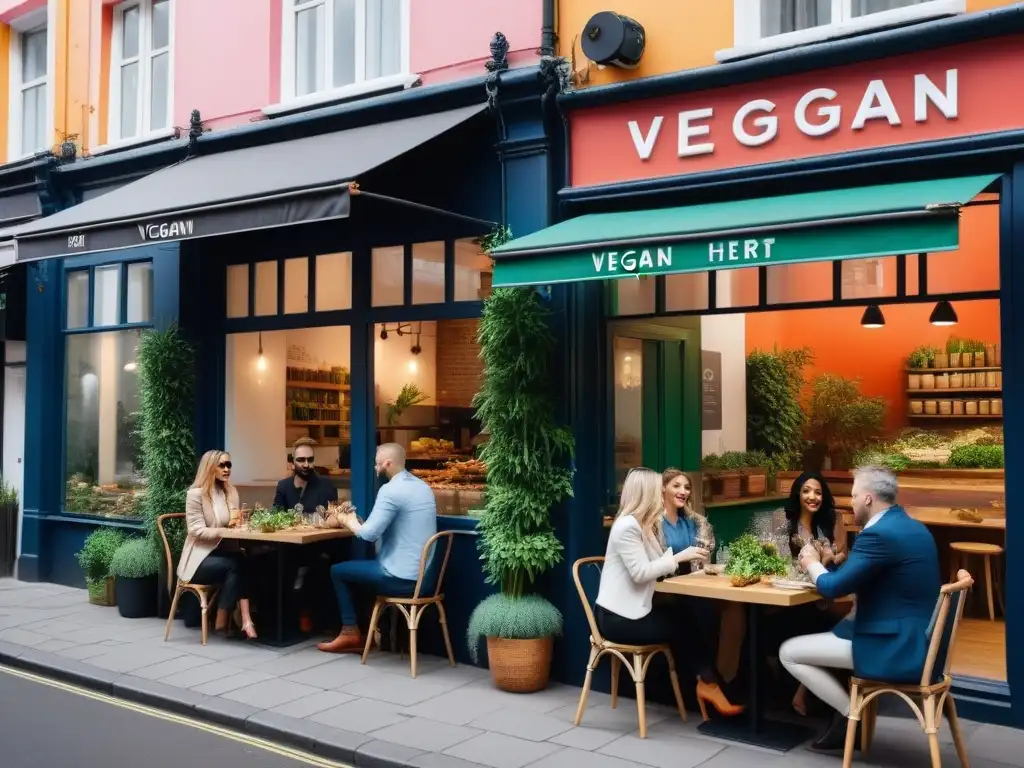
[
  {"xmin": 596, "ymin": 468, "xmax": 743, "ymax": 721},
  {"xmin": 177, "ymin": 450, "xmax": 257, "ymax": 639}
]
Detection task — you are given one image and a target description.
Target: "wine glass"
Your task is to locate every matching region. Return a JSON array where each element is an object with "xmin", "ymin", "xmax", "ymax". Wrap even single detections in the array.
[{"xmin": 692, "ymin": 520, "xmax": 716, "ymax": 573}]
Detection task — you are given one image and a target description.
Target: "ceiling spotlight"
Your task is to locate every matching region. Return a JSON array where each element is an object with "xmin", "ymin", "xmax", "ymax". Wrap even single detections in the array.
[
  {"xmin": 860, "ymin": 304, "xmax": 885, "ymax": 329},
  {"xmin": 929, "ymin": 300, "xmax": 959, "ymax": 327}
]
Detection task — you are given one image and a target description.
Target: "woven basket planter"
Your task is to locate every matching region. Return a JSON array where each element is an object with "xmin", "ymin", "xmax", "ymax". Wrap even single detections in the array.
[
  {"xmin": 87, "ymin": 576, "xmax": 116, "ymax": 607},
  {"xmin": 486, "ymin": 636, "xmax": 554, "ymax": 693}
]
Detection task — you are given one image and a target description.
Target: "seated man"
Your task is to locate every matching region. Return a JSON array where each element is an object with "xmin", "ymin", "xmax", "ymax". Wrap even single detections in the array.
[
  {"xmin": 780, "ymin": 465, "xmax": 940, "ymax": 751},
  {"xmin": 318, "ymin": 442, "xmax": 437, "ymax": 653},
  {"xmin": 274, "ymin": 437, "xmax": 339, "ymax": 513}
]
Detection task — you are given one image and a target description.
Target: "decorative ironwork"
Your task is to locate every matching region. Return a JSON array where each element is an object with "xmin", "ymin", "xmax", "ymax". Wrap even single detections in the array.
[
  {"xmin": 539, "ymin": 56, "xmax": 571, "ymax": 112},
  {"xmin": 485, "ymin": 32, "xmax": 509, "ymax": 111},
  {"xmin": 187, "ymin": 109, "xmax": 204, "ymax": 154},
  {"xmin": 54, "ymin": 131, "xmax": 78, "ymax": 163}
]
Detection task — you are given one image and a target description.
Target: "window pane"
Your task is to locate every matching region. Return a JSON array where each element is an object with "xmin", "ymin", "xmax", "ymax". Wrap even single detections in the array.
[
  {"xmin": 761, "ymin": 0, "xmax": 831, "ymax": 37},
  {"xmin": 126, "ymin": 262, "xmax": 153, "ymax": 323},
  {"xmin": 412, "ymin": 241, "xmax": 445, "ymax": 305},
  {"xmin": 613, "ymin": 337, "xmax": 643, "ymax": 494},
  {"xmin": 851, "ymin": 0, "xmax": 928, "ymax": 17},
  {"xmin": 284, "ymin": 257, "xmax": 309, "ymax": 314},
  {"xmin": 365, "ymin": 0, "xmax": 402, "ymax": 80},
  {"xmin": 766, "ymin": 262, "xmax": 833, "ymax": 304},
  {"xmin": 121, "ymin": 6, "xmax": 140, "ymax": 58},
  {"xmin": 22, "ymin": 28, "xmax": 47, "ymax": 81},
  {"xmin": 120, "ymin": 62, "xmax": 140, "ymax": 139},
  {"xmin": 454, "ymin": 238, "xmax": 492, "ymax": 301},
  {"xmin": 296, "ymin": 4, "xmax": 324, "ymax": 96},
  {"xmin": 332, "ymin": 0, "xmax": 356, "ymax": 87},
  {"xmin": 149, "ymin": 52, "xmax": 170, "ymax": 130},
  {"xmin": 665, "ymin": 272, "xmax": 709, "ymax": 312},
  {"xmin": 64, "ymin": 330, "xmax": 144, "ymax": 519},
  {"xmin": 715, "ymin": 267, "xmax": 759, "ymax": 309},
  {"xmin": 21, "ymin": 84, "xmax": 45, "ymax": 154},
  {"xmin": 226, "ymin": 264, "xmax": 249, "ymax": 318},
  {"xmin": 93, "ymin": 266, "xmax": 121, "ymax": 327},
  {"xmin": 372, "ymin": 246, "xmax": 404, "ymax": 306},
  {"xmin": 151, "ymin": 0, "xmax": 170, "ymax": 49},
  {"xmin": 841, "ymin": 257, "xmax": 897, "ymax": 300},
  {"xmin": 254, "ymin": 261, "xmax": 278, "ymax": 316},
  {"xmin": 315, "ymin": 252, "xmax": 352, "ymax": 311},
  {"xmin": 613, "ymin": 276, "xmax": 655, "ymax": 316},
  {"xmin": 66, "ymin": 270, "xmax": 89, "ymax": 329},
  {"xmin": 375, "ymin": 318, "xmax": 487, "ymax": 517}
]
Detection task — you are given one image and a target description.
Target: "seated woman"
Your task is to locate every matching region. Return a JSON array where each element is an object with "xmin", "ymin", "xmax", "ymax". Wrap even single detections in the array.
[
  {"xmin": 177, "ymin": 450, "xmax": 257, "ymax": 640},
  {"xmin": 597, "ymin": 467, "xmax": 743, "ymax": 721}
]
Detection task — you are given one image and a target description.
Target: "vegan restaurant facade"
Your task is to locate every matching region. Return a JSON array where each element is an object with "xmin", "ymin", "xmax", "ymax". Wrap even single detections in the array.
[{"xmin": 494, "ymin": 23, "xmax": 1024, "ymax": 724}]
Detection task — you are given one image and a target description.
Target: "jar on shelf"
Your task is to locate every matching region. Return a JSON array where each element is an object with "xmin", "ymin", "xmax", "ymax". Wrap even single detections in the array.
[
  {"xmin": 936, "ymin": 374, "xmax": 949, "ymax": 389},
  {"xmin": 910, "ymin": 400, "xmax": 924, "ymax": 414},
  {"xmin": 952, "ymin": 400, "xmax": 965, "ymax": 416},
  {"xmin": 992, "ymin": 399, "xmax": 1004, "ymax": 415},
  {"xmin": 924, "ymin": 400, "xmax": 938, "ymax": 415},
  {"xmin": 949, "ymin": 373, "xmax": 963, "ymax": 389},
  {"xmin": 980, "ymin": 400, "xmax": 991, "ymax": 416},
  {"xmin": 939, "ymin": 400, "xmax": 952, "ymax": 416},
  {"xmin": 965, "ymin": 400, "xmax": 979, "ymax": 416}
]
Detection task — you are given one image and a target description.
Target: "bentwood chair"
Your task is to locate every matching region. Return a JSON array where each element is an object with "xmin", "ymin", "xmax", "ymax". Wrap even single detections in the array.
[
  {"xmin": 572, "ymin": 557, "xmax": 687, "ymax": 739},
  {"xmin": 360, "ymin": 530, "xmax": 457, "ymax": 678},
  {"xmin": 842, "ymin": 569, "xmax": 974, "ymax": 768},
  {"xmin": 157, "ymin": 513, "xmax": 220, "ymax": 646}
]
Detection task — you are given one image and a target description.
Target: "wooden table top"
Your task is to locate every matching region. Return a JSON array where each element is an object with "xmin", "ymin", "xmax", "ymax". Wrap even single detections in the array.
[
  {"xmin": 905, "ymin": 506, "xmax": 1005, "ymax": 530},
  {"xmin": 655, "ymin": 571, "xmax": 825, "ymax": 607},
  {"xmin": 217, "ymin": 526, "xmax": 354, "ymax": 545}
]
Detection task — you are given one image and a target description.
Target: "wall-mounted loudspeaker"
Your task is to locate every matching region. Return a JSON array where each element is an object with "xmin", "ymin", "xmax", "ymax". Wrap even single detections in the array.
[{"xmin": 580, "ymin": 11, "xmax": 646, "ymax": 69}]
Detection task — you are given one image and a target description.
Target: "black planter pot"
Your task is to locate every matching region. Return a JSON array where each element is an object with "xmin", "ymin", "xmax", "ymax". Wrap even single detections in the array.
[{"xmin": 116, "ymin": 575, "xmax": 158, "ymax": 618}]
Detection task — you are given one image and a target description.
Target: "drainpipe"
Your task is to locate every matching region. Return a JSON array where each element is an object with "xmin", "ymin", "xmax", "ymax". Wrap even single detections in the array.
[{"xmin": 540, "ymin": 0, "xmax": 557, "ymax": 57}]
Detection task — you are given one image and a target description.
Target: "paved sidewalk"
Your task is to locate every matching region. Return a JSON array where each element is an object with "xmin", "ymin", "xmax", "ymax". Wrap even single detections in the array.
[{"xmin": 0, "ymin": 579, "xmax": 1020, "ymax": 768}]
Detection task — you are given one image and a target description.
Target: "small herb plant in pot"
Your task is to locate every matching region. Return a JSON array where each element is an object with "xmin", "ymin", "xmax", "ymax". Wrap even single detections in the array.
[
  {"xmin": 75, "ymin": 528, "xmax": 128, "ymax": 606},
  {"xmin": 109, "ymin": 537, "xmax": 161, "ymax": 618}
]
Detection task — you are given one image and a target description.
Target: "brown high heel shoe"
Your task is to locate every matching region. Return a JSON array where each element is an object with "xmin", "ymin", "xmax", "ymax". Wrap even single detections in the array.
[{"xmin": 696, "ymin": 680, "xmax": 745, "ymax": 722}]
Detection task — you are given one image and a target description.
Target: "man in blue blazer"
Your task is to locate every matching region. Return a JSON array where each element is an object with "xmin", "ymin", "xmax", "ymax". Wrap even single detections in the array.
[{"xmin": 780, "ymin": 465, "xmax": 940, "ymax": 751}]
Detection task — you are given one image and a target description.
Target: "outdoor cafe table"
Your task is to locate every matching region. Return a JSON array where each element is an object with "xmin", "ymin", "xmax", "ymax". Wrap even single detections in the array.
[
  {"xmin": 655, "ymin": 571, "xmax": 830, "ymax": 752},
  {"xmin": 217, "ymin": 526, "xmax": 353, "ymax": 647}
]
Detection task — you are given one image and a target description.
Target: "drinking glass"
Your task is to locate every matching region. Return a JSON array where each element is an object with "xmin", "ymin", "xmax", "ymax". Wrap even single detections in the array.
[{"xmin": 692, "ymin": 522, "xmax": 716, "ymax": 573}]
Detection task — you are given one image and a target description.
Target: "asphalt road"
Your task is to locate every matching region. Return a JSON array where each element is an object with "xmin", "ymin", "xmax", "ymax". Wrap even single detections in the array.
[{"xmin": 0, "ymin": 666, "xmax": 345, "ymax": 768}]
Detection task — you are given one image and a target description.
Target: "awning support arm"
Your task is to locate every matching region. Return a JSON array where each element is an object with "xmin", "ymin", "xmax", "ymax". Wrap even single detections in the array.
[{"xmin": 351, "ymin": 186, "xmax": 497, "ymax": 231}]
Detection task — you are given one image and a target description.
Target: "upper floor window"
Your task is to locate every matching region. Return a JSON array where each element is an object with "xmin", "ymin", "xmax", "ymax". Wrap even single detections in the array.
[
  {"xmin": 282, "ymin": 0, "xmax": 409, "ymax": 102},
  {"xmin": 722, "ymin": 0, "xmax": 964, "ymax": 60},
  {"xmin": 110, "ymin": 0, "xmax": 172, "ymax": 143},
  {"xmin": 9, "ymin": 16, "xmax": 49, "ymax": 158}
]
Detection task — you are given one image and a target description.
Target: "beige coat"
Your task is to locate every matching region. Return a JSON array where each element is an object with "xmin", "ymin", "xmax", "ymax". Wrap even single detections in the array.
[{"xmin": 177, "ymin": 485, "xmax": 239, "ymax": 583}]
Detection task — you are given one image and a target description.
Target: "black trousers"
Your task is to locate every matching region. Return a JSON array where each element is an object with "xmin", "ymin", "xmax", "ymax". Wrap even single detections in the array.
[
  {"xmin": 596, "ymin": 602, "xmax": 718, "ymax": 683},
  {"xmin": 193, "ymin": 552, "xmax": 251, "ymax": 612}
]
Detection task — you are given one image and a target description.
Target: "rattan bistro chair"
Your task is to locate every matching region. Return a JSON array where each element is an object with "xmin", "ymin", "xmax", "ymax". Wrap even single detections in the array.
[
  {"xmin": 360, "ymin": 530, "xmax": 457, "ymax": 678},
  {"xmin": 157, "ymin": 513, "xmax": 220, "ymax": 646},
  {"xmin": 572, "ymin": 557, "xmax": 687, "ymax": 739},
  {"xmin": 842, "ymin": 569, "xmax": 974, "ymax": 768}
]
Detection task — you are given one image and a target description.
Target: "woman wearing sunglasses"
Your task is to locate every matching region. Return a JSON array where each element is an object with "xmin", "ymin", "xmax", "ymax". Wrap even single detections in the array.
[{"xmin": 177, "ymin": 449, "xmax": 257, "ymax": 639}]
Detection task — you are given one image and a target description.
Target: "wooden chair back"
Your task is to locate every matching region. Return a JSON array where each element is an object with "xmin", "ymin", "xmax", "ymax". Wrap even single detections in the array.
[
  {"xmin": 156, "ymin": 512, "xmax": 185, "ymax": 595},
  {"xmin": 411, "ymin": 530, "xmax": 455, "ymax": 600},
  {"xmin": 921, "ymin": 568, "xmax": 974, "ymax": 686},
  {"xmin": 572, "ymin": 557, "xmax": 606, "ymax": 645}
]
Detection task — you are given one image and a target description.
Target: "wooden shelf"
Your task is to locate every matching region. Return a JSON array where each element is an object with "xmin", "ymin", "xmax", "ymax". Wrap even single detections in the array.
[
  {"xmin": 286, "ymin": 420, "xmax": 351, "ymax": 427},
  {"xmin": 908, "ymin": 414, "xmax": 1003, "ymax": 420},
  {"xmin": 907, "ymin": 388, "xmax": 1001, "ymax": 395},
  {"xmin": 906, "ymin": 367, "xmax": 1000, "ymax": 373},
  {"xmin": 287, "ymin": 380, "xmax": 350, "ymax": 392}
]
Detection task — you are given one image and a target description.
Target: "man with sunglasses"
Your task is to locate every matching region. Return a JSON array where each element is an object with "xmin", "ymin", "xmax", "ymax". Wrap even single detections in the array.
[{"xmin": 273, "ymin": 437, "xmax": 339, "ymax": 513}]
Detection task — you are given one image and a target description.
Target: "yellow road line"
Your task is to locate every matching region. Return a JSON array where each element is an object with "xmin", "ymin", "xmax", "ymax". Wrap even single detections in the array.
[{"xmin": 0, "ymin": 664, "xmax": 352, "ymax": 767}]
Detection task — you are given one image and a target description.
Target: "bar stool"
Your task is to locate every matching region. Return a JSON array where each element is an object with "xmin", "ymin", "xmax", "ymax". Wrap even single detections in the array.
[{"xmin": 949, "ymin": 541, "xmax": 1004, "ymax": 621}]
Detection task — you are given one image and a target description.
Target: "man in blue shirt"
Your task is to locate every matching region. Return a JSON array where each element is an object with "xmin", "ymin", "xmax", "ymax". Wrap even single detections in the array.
[{"xmin": 318, "ymin": 443, "xmax": 438, "ymax": 654}]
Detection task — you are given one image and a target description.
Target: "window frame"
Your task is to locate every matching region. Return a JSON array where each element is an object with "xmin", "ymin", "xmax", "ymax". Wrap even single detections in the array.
[
  {"xmin": 108, "ymin": 0, "xmax": 175, "ymax": 146},
  {"xmin": 718, "ymin": 0, "xmax": 966, "ymax": 62},
  {"xmin": 275, "ymin": 0, "xmax": 414, "ymax": 113},
  {"xmin": 7, "ymin": 6, "xmax": 53, "ymax": 160}
]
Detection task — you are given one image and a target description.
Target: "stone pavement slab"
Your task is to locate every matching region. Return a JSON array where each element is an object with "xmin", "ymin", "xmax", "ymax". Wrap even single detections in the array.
[{"xmin": 0, "ymin": 578, "xmax": 1022, "ymax": 768}]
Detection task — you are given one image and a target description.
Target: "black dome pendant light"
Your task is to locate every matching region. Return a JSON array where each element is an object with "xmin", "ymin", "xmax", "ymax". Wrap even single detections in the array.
[
  {"xmin": 929, "ymin": 300, "xmax": 959, "ymax": 327},
  {"xmin": 860, "ymin": 304, "xmax": 885, "ymax": 329}
]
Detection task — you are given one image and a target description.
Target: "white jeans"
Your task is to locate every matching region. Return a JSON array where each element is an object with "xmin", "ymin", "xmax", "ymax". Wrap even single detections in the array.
[{"xmin": 779, "ymin": 631, "xmax": 854, "ymax": 715}]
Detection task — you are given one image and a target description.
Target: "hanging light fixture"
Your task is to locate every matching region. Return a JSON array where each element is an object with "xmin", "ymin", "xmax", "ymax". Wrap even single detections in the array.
[
  {"xmin": 256, "ymin": 331, "xmax": 268, "ymax": 372},
  {"xmin": 929, "ymin": 300, "xmax": 959, "ymax": 327},
  {"xmin": 860, "ymin": 304, "xmax": 885, "ymax": 329}
]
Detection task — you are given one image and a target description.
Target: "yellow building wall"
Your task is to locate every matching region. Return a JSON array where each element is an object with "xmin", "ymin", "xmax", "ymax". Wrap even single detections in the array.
[
  {"xmin": 557, "ymin": 0, "xmax": 1020, "ymax": 87},
  {"xmin": 0, "ymin": 24, "xmax": 10, "ymax": 163}
]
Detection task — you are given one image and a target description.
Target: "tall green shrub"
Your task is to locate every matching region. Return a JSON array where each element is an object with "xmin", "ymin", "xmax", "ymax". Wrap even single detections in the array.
[
  {"xmin": 746, "ymin": 346, "xmax": 812, "ymax": 470},
  {"xmin": 807, "ymin": 373, "xmax": 886, "ymax": 466},
  {"xmin": 138, "ymin": 325, "xmax": 196, "ymax": 557},
  {"xmin": 467, "ymin": 283, "xmax": 574, "ymax": 660}
]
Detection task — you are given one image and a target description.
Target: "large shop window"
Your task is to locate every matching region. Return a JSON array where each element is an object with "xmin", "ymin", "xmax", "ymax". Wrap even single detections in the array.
[
  {"xmin": 110, "ymin": 0, "xmax": 173, "ymax": 143},
  {"xmin": 63, "ymin": 261, "xmax": 154, "ymax": 519},
  {"xmin": 10, "ymin": 20, "xmax": 49, "ymax": 158},
  {"xmin": 282, "ymin": 0, "xmax": 410, "ymax": 104}
]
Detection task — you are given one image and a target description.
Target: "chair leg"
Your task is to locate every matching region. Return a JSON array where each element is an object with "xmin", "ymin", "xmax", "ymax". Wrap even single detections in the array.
[
  {"xmin": 664, "ymin": 650, "xmax": 688, "ymax": 723},
  {"xmin": 861, "ymin": 699, "xmax": 877, "ymax": 754},
  {"xmin": 408, "ymin": 606, "xmax": 419, "ymax": 679},
  {"xmin": 632, "ymin": 655, "xmax": 647, "ymax": 739},
  {"xmin": 924, "ymin": 694, "xmax": 943, "ymax": 768},
  {"xmin": 984, "ymin": 556, "xmax": 996, "ymax": 621},
  {"xmin": 198, "ymin": 592, "xmax": 211, "ymax": 647},
  {"xmin": 610, "ymin": 655, "xmax": 621, "ymax": 709},
  {"xmin": 945, "ymin": 695, "xmax": 972, "ymax": 768},
  {"xmin": 573, "ymin": 646, "xmax": 599, "ymax": 727},
  {"xmin": 436, "ymin": 601, "xmax": 456, "ymax": 667},
  {"xmin": 842, "ymin": 684, "xmax": 861, "ymax": 768},
  {"xmin": 164, "ymin": 585, "xmax": 183, "ymax": 642},
  {"xmin": 362, "ymin": 599, "xmax": 384, "ymax": 666}
]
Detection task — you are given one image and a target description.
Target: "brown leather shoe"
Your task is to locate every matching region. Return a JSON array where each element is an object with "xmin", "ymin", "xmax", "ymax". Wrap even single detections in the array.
[{"xmin": 317, "ymin": 629, "xmax": 364, "ymax": 653}]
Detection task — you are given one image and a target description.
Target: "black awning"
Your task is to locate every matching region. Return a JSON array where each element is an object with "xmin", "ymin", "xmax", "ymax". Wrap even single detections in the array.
[{"xmin": 8, "ymin": 103, "xmax": 486, "ymax": 262}]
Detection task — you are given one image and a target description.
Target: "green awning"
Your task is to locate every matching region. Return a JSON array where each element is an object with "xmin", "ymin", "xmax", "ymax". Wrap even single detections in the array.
[{"xmin": 490, "ymin": 175, "xmax": 999, "ymax": 287}]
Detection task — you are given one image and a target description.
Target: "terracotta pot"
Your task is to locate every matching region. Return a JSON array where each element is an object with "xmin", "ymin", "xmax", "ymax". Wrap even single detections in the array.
[
  {"xmin": 934, "ymin": 353, "xmax": 949, "ymax": 369},
  {"xmin": 486, "ymin": 636, "xmax": 554, "ymax": 693}
]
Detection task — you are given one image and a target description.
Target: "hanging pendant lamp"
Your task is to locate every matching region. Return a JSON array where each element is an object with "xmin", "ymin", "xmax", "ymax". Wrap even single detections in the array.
[
  {"xmin": 860, "ymin": 304, "xmax": 885, "ymax": 329},
  {"xmin": 929, "ymin": 300, "xmax": 958, "ymax": 327}
]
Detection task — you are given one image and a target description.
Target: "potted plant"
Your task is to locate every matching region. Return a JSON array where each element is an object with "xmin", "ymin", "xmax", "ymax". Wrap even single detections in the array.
[
  {"xmin": 739, "ymin": 451, "xmax": 771, "ymax": 497},
  {"xmin": 702, "ymin": 453, "xmax": 744, "ymax": 501},
  {"xmin": 75, "ymin": 527, "xmax": 128, "ymax": 606},
  {"xmin": 467, "ymin": 284, "xmax": 573, "ymax": 693},
  {"xmin": 807, "ymin": 374, "xmax": 887, "ymax": 470},
  {"xmin": 946, "ymin": 337, "xmax": 964, "ymax": 369},
  {"xmin": 0, "ymin": 481, "xmax": 17, "ymax": 578},
  {"xmin": 745, "ymin": 346, "xmax": 811, "ymax": 483},
  {"xmin": 907, "ymin": 347, "xmax": 928, "ymax": 390},
  {"xmin": 386, "ymin": 382, "xmax": 428, "ymax": 426},
  {"xmin": 110, "ymin": 537, "xmax": 160, "ymax": 618}
]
